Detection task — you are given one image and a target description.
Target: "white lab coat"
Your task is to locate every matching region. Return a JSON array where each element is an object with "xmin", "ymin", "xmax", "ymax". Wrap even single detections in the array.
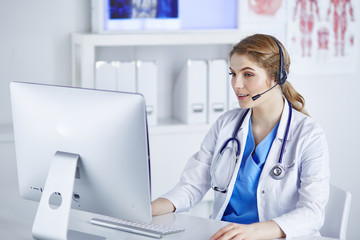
[{"xmin": 162, "ymin": 98, "xmax": 330, "ymax": 238}]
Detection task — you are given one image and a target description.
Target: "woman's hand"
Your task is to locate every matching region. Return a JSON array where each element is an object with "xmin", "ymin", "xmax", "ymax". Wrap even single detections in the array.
[
  {"xmin": 210, "ymin": 221, "xmax": 285, "ymax": 240},
  {"xmin": 210, "ymin": 223, "xmax": 255, "ymax": 240}
]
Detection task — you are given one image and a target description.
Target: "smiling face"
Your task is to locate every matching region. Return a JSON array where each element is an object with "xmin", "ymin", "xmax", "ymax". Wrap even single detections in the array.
[{"xmin": 229, "ymin": 53, "xmax": 277, "ymax": 109}]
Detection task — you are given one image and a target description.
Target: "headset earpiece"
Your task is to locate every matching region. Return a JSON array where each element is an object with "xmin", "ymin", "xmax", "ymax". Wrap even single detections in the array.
[
  {"xmin": 277, "ymin": 69, "xmax": 287, "ymax": 85},
  {"xmin": 272, "ymin": 37, "xmax": 287, "ymax": 85}
]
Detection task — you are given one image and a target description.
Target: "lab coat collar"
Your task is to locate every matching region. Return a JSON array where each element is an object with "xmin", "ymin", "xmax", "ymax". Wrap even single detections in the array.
[
  {"xmin": 275, "ymin": 97, "xmax": 293, "ymax": 141},
  {"xmin": 238, "ymin": 97, "xmax": 293, "ymax": 142},
  {"xmin": 236, "ymin": 97, "xmax": 293, "ymax": 155},
  {"xmin": 231, "ymin": 108, "xmax": 251, "ymax": 173},
  {"xmin": 237, "ymin": 108, "xmax": 252, "ymax": 158}
]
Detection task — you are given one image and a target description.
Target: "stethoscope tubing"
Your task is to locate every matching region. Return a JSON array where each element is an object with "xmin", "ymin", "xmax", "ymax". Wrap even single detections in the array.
[
  {"xmin": 218, "ymin": 108, "xmax": 250, "ymax": 157},
  {"xmin": 212, "ymin": 99, "xmax": 292, "ymax": 192},
  {"xmin": 278, "ymin": 100, "xmax": 292, "ymax": 165}
]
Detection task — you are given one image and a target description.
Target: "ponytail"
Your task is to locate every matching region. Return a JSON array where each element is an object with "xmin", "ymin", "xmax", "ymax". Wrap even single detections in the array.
[{"xmin": 282, "ymin": 82, "xmax": 309, "ymax": 116}]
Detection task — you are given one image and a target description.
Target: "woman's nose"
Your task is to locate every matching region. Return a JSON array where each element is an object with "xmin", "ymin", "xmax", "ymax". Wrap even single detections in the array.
[{"xmin": 232, "ymin": 76, "xmax": 244, "ymax": 89}]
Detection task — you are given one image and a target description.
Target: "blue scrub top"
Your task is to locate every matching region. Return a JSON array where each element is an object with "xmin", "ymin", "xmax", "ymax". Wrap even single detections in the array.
[{"xmin": 222, "ymin": 117, "xmax": 279, "ymax": 224}]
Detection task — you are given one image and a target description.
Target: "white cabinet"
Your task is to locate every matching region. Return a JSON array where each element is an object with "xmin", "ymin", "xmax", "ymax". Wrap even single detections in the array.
[{"xmin": 71, "ymin": 31, "xmax": 244, "ymax": 217}]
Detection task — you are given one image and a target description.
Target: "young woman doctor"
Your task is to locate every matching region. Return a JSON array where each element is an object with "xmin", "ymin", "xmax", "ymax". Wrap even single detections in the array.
[{"xmin": 152, "ymin": 34, "xmax": 330, "ymax": 240}]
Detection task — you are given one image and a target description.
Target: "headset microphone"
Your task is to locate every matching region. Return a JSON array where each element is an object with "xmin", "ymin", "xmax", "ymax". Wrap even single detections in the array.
[
  {"xmin": 252, "ymin": 83, "xmax": 279, "ymax": 101},
  {"xmin": 252, "ymin": 37, "xmax": 288, "ymax": 101}
]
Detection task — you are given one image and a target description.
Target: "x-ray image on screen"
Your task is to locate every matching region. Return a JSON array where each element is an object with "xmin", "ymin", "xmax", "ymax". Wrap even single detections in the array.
[
  {"xmin": 92, "ymin": 0, "xmax": 237, "ymax": 32},
  {"xmin": 109, "ymin": 0, "xmax": 178, "ymax": 19}
]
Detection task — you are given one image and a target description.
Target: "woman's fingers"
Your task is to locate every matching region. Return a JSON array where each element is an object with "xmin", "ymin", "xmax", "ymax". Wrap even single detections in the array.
[{"xmin": 210, "ymin": 223, "xmax": 247, "ymax": 240}]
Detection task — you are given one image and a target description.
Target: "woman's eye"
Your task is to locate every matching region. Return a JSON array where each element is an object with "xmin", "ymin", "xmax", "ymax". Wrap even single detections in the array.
[
  {"xmin": 244, "ymin": 73, "xmax": 254, "ymax": 77},
  {"xmin": 229, "ymin": 72, "xmax": 235, "ymax": 76}
]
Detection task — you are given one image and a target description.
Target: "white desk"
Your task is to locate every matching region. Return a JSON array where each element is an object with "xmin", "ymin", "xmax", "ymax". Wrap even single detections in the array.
[
  {"xmin": 0, "ymin": 142, "xmax": 337, "ymax": 240},
  {"xmin": 69, "ymin": 212, "xmax": 338, "ymax": 240},
  {"xmin": 0, "ymin": 195, "xmax": 337, "ymax": 240}
]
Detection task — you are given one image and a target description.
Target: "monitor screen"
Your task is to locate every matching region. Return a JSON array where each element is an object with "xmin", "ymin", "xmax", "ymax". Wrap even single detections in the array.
[
  {"xmin": 10, "ymin": 81, "xmax": 152, "ymax": 238},
  {"xmin": 92, "ymin": 0, "xmax": 238, "ymax": 32}
]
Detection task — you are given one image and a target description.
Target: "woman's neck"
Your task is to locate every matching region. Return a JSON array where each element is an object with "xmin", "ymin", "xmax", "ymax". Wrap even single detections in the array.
[{"xmin": 251, "ymin": 93, "xmax": 284, "ymax": 146}]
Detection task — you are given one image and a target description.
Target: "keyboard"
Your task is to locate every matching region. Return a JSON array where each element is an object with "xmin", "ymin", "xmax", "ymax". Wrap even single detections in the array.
[{"xmin": 90, "ymin": 217, "xmax": 185, "ymax": 239}]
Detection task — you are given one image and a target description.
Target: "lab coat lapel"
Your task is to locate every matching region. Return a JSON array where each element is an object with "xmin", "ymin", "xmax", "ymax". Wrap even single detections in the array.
[
  {"xmin": 236, "ymin": 109, "xmax": 252, "ymax": 166},
  {"xmin": 226, "ymin": 109, "xmax": 251, "ymax": 193},
  {"xmin": 259, "ymin": 98, "xmax": 292, "ymax": 183}
]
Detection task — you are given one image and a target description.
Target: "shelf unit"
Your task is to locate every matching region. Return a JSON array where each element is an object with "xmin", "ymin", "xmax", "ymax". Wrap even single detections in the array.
[
  {"xmin": 71, "ymin": 30, "xmax": 244, "ymax": 87},
  {"xmin": 71, "ymin": 31, "xmax": 244, "ymax": 129}
]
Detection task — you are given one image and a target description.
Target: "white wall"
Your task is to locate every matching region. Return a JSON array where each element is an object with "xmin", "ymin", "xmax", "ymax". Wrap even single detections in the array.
[
  {"xmin": 292, "ymin": 73, "xmax": 360, "ymax": 240},
  {"xmin": 0, "ymin": 1, "xmax": 359, "ymax": 239},
  {"xmin": 0, "ymin": 0, "xmax": 90, "ymax": 125}
]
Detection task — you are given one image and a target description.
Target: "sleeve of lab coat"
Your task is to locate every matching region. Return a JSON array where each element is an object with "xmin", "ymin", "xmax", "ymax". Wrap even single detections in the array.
[{"xmin": 273, "ymin": 123, "xmax": 330, "ymax": 238}]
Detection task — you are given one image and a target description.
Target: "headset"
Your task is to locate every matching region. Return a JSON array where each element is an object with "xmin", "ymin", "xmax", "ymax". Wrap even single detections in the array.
[
  {"xmin": 273, "ymin": 37, "xmax": 287, "ymax": 85},
  {"xmin": 251, "ymin": 37, "xmax": 288, "ymax": 101}
]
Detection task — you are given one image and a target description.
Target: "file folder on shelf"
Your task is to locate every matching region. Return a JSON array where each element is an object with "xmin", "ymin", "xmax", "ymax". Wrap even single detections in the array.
[
  {"xmin": 95, "ymin": 61, "xmax": 117, "ymax": 91},
  {"xmin": 117, "ymin": 61, "xmax": 136, "ymax": 93},
  {"xmin": 208, "ymin": 59, "xmax": 228, "ymax": 123},
  {"xmin": 137, "ymin": 61, "xmax": 158, "ymax": 125},
  {"xmin": 173, "ymin": 60, "xmax": 207, "ymax": 124}
]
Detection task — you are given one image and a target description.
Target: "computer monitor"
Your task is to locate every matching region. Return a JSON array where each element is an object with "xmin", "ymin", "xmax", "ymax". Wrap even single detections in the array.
[{"xmin": 10, "ymin": 81, "xmax": 152, "ymax": 239}]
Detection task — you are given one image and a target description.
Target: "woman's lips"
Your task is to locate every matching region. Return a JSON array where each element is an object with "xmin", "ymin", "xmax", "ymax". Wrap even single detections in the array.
[{"xmin": 237, "ymin": 93, "xmax": 249, "ymax": 100}]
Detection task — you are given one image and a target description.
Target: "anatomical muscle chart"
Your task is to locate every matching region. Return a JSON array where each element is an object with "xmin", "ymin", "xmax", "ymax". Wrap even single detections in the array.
[{"xmin": 287, "ymin": 0, "xmax": 357, "ymax": 74}]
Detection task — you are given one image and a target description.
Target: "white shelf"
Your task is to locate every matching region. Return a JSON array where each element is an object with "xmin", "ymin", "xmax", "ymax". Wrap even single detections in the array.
[{"xmin": 71, "ymin": 30, "xmax": 245, "ymax": 46}]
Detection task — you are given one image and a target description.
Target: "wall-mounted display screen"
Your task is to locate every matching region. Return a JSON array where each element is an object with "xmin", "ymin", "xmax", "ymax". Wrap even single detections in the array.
[
  {"xmin": 92, "ymin": 0, "xmax": 238, "ymax": 32},
  {"xmin": 109, "ymin": 0, "xmax": 178, "ymax": 19}
]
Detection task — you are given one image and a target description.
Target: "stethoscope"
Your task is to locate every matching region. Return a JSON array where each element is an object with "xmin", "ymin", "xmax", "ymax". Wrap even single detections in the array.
[{"xmin": 211, "ymin": 99, "xmax": 293, "ymax": 193}]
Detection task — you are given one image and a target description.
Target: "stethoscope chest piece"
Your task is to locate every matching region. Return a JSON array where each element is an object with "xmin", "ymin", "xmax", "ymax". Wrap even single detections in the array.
[{"xmin": 270, "ymin": 165, "xmax": 285, "ymax": 180}]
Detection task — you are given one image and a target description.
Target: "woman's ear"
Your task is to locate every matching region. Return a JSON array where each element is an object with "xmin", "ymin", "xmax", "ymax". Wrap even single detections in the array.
[{"xmin": 269, "ymin": 76, "xmax": 277, "ymax": 86}]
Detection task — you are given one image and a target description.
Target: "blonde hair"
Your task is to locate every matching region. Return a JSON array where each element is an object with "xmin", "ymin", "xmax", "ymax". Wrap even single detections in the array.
[{"xmin": 230, "ymin": 34, "xmax": 309, "ymax": 116}]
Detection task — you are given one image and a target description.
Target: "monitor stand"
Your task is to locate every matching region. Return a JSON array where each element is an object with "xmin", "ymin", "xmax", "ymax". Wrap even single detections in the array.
[{"xmin": 32, "ymin": 151, "xmax": 105, "ymax": 240}]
